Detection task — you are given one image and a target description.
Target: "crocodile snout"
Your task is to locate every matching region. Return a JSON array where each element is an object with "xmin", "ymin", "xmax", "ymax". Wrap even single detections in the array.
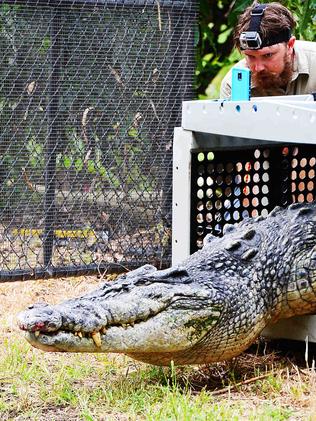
[{"xmin": 17, "ymin": 303, "xmax": 62, "ymax": 333}]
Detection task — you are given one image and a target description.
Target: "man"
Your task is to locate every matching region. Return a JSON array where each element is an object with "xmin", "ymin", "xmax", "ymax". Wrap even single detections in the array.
[{"xmin": 220, "ymin": 2, "xmax": 316, "ymax": 98}]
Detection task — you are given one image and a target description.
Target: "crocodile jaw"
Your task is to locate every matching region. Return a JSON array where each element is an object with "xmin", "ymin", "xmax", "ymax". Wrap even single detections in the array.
[{"xmin": 22, "ymin": 305, "xmax": 220, "ymax": 356}]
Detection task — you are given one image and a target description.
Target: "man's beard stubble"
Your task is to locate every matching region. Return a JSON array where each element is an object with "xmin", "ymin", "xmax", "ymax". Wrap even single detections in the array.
[{"xmin": 252, "ymin": 53, "xmax": 294, "ymax": 96}]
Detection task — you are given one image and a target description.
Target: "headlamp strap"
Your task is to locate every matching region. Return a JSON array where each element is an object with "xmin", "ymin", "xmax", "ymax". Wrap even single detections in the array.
[{"xmin": 248, "ymin": 4, "xmax": 267, "ymax": 33}]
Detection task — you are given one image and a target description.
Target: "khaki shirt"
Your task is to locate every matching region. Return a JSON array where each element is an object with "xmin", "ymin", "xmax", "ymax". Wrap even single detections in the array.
[{"xmin": 220, "ymin": 40, "xmax": 316, "ymax": 99}]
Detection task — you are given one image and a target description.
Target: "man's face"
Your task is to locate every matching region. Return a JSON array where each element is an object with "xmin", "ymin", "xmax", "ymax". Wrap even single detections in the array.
[{"xmin": 243, "ymin": 37, "xmax": 295, "ymax": 94}]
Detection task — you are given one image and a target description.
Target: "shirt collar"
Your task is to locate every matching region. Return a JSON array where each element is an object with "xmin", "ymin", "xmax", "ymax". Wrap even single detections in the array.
[{"xmin": 291, "ymin": 43, "xmax": 310, "ymax": 81}]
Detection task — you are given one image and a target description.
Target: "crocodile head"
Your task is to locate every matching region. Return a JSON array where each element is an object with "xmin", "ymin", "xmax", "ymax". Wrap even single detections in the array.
[{"xmin": 17, "ymin": 260, "xmax": 256, "ymax": 366}]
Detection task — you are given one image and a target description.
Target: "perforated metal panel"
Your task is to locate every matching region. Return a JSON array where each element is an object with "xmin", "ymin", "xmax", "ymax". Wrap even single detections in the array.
[{"xmin": 191, "ymin": 144, "xmax": 316, "ymax": 253}]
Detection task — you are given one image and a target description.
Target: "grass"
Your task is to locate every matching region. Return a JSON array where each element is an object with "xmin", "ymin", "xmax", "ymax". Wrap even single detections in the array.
[{"xmin": 1, "ymin": 277, "xmax": 316, "ymax": 420}]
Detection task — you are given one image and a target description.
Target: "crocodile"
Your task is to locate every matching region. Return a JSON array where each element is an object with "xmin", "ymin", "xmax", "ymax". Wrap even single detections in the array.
[{"xmin": 18, "ymin": 201, "xmax": 316, "ymax": 366}]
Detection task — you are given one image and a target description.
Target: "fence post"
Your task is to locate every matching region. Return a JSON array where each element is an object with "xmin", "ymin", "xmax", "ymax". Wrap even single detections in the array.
[
  {"xmin": 161, "ymin": 5, "xmax": 196, "ymax": 231},
  {"xmin": 43, "ymin": 8, "xmax": 62, "ymax": 269}
]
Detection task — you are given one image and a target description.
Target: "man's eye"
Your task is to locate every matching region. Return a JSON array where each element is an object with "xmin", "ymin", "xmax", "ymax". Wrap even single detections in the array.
[{"xmin": 264, "ymin": 53, "xmax": 274, "ymax": 58}]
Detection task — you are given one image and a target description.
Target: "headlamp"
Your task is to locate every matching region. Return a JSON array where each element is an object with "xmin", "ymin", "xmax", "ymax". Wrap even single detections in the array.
[
  {"xmin": 239, "ymin": 31, "xmax": 263, "ymax": 50},
  {"xmin": 239, "ymin": 4, "xmax": 291, "ymax": 50}
]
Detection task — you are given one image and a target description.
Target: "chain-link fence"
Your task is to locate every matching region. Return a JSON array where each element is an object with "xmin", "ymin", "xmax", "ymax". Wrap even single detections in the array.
[{"xmin": 0, "ymin": 0, "xmax": 197, "ymax": 281}]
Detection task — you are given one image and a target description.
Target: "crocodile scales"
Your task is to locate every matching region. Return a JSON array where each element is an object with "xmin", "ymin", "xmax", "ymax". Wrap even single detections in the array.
[{"xmin": 18, "ymin": 202, "xmax": 316, "ymax": 366}]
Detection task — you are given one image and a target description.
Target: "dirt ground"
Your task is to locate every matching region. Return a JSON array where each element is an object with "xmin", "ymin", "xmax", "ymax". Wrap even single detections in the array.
[
  {"xmin": 0, "ymin": 275, "xmax": 104, "ymax": 329},
  {"xmin": 2, "ymin": 275, "xmax": 316, "ymax": 420}
]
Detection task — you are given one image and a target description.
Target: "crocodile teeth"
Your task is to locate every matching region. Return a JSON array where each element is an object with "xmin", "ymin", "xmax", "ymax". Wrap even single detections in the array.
[
  {"xmin": 92, "ymin": 332, "xmax": 102, "ymax": 348},
  {"xmin": 101, "ymin": 327, "xmax": 107, "ymax": 334},
  {"xmin": 34, "ymin": 331, "xmax": 40, "ymax": 337},
  {"xmin": 78, "ymin": 332, "xmax": 83, "ymax": 338}
]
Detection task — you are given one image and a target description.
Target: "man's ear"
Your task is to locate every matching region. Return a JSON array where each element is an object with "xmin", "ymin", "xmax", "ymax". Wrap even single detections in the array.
[{"xmin": 288, "ymin": 36, "xmax": 296, "ymax": 50}]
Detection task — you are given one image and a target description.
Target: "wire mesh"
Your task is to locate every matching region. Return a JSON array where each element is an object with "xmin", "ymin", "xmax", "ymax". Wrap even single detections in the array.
[{"xmin": 0, "ymin": 0, "xmax": 197, "ymax": 280}]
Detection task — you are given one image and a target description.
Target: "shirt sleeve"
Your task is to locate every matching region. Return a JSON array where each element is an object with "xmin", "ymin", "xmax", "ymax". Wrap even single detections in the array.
[{"xmin": 220, "ymin": 69, "xmax": 232, "ymax": 99}]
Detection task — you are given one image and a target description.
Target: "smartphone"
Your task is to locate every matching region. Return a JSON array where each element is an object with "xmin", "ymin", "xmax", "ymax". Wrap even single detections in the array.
[{"xmin": 231, "ymin": 68, "xmax": 251, "ymax": 101}]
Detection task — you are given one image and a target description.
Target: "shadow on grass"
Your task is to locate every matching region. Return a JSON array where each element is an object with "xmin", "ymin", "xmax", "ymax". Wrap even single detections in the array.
[{"xmin": 159, "ymin": 337, "xmax": 316, "ymax": 394}]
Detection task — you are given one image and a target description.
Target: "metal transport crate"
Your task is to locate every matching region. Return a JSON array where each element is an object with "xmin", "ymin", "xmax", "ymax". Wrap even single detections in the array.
[{"xmin": 172, "ymin": 94, "xmax": 316, "ymax": 342}]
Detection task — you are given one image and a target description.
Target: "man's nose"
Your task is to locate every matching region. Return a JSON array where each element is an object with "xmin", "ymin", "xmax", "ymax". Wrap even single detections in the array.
[{"xmin": 252, "ymin": 60, "xmax": 265, "ymax": 72}]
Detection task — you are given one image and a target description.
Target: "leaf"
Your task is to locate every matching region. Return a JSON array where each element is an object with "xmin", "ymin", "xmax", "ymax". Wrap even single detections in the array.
[
  {"xmin": 41, "ymin": 36, "xmax": 51, "ymax": 52},
  {"xmin": 74, "ymin": 158, "xmax": 83, "ymax": 172},
  {"xmin": 63, "ymin": 156, "xmax": 72, "ymax": 169},
  {"xmin": 34, "ymin": 144, "xmax": 42, "ymax": 155},
  {"xmin": 30, "ymin": 157, "xmax": 37, "ymax": 168},
  {"xmin": 217, "ymin": 27, "xmax": 233, "ymax": 44},
  {"xmin": 128, "ymin": 127, "xmax": 138, "ymax": 138},
  {"xmin": 98, "ymin": 165, "xmax": 107, "ymax": 178},
  {"xmin": 202, "ymin": 53, "xmax": 214, "ymax": 67},
  {"xmin": 108, "ymin": 171, "xmax": 120, "ymax": 188},
  {"xmin": 87, "ymin": 160, "xmax": 96, "ymax": 174},
  {"xmin": 228, "ymin": 48, "xmax": 243, "ymax": 62}
]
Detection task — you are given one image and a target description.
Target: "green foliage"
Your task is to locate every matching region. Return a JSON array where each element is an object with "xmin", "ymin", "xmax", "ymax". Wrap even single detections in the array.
[
  {"xmin": 196, "ymin": 0, "xmax": 239, "ymax": 98},
  {"xmin": 288, "ymin": 0, "xmax": 316, "ymax": 40},
  {"xmin": 197, "ymin": 0, "xmax": 316, "ymax": 98}
]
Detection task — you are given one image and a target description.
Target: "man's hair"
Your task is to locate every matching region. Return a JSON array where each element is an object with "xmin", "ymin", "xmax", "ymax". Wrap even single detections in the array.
[{"xmin": 234, "ymin": 2, "xmax": 296, "ymax": 49}]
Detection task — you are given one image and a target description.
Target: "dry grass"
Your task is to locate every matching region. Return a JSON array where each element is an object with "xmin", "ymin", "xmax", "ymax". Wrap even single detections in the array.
[{"xmin": 1, "ymin": 275, "xmax": 316, "ymax": 420}]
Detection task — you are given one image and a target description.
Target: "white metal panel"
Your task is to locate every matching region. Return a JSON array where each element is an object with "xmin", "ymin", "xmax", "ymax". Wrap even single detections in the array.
[
  {"xmin": 182, "ymin": 97, "xmax": 316, "ymax": 144},
  {"xmin": 263, "ymin": 316, "xmax": 316, "ymax": 343},
  {"xmin": 172, "ymin": 127, "xmax": 196, "ymax": 266}
]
